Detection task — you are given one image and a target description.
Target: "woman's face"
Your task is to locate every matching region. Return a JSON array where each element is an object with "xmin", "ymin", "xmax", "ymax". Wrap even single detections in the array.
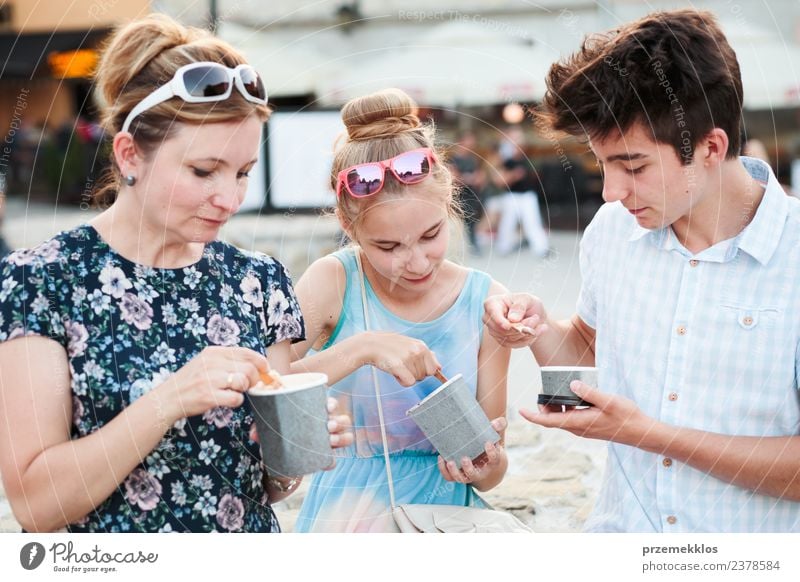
[
  {"xmin": 134, "ymin": 115, "xmax": 262, "ymax": 242},
  {"xmin": 353, "ymin": 189, "xmax": 451, "ymax": 295}
]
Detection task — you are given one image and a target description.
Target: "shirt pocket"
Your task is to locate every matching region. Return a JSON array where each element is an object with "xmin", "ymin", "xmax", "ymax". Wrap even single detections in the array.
[
  {"xmin": 718, "ymin": 302, "xmax": 780, "ymax": 330},
  {"xmin": 709, "ymin": 302, "xmax": 793, "ymax": 433}
]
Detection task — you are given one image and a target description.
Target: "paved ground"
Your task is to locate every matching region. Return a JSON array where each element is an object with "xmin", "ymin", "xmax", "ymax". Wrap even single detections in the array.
[{"xmin": 0, "ymin": 199, "xmax": 606, "ymax": 532}]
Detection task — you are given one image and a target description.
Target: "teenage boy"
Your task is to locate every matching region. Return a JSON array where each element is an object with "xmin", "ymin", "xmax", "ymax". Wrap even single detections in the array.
[{"xmin": 485, "ymin": 9, "xmax": 800, "ymax": 532}]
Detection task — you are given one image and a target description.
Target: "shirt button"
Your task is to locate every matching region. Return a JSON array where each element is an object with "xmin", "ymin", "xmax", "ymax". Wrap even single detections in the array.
[
  {"xmin": 668, "ymin": 392, "xmax": 678, "ymax": 401},
  {"xmin": 666, "ymin": 515, "xmax": 677, "ymax": 525},
  {"xmin": 677, "ymin": 325, "xmax": 687, "ymax": 335},
  {"xmin": 663, "ymin": 457, "xmax": 673, "ymax": 468},
  {"xmin": 689, "ymin": 259, "xmax": 699, "ymax": 267},
  {"xmin": 743, "ymin": 316, "xmax": 754, "ymax": 326}
]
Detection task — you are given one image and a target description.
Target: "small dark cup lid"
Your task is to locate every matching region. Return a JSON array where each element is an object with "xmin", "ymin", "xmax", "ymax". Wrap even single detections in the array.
[{"xmin": 537, "ymin": 394, "xmax": 594, "ymax": 407}]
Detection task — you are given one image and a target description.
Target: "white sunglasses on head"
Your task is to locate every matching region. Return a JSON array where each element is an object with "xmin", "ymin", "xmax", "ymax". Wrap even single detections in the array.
[{"xmin": 121, "ymin": 61, "xmax": 268, "ymax": 133}]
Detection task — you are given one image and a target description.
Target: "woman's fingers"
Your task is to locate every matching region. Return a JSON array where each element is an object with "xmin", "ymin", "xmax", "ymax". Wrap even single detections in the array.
[
  {"xmin": 327, "ymin": 409, "xmax": 353, "ymax": 449},
  {"xmin": 227, "ymin": 346, "xmax": 270, "ymax": 371},
  {"xmin": 206, "ymin": 348, "xmax": 268, "ymax": 389},
  {"xmin": 330, "ymin": 414, "xmax": 352, "ymax": 432},
  {"xmin": 214, "ymin": 389, "xmax": 245, "ymax": 409},
  {"xmin": 220, "ymin": 370, "xmax": 251, "ymax": 392}
]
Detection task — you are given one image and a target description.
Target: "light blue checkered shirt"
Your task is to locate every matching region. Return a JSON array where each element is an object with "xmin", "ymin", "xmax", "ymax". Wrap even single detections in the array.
[{"xmin": 578, "ymin": 157, "xmax": 800, "ymax": 532}]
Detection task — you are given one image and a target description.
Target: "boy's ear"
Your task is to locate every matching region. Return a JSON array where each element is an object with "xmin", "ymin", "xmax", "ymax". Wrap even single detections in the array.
[{"xmin": 697, "ymin": 128, "xmax": 730, "ymax": 166}]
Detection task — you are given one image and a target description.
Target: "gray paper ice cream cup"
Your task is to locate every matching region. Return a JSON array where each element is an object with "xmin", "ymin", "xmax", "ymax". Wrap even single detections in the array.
[
  {"xmin": 247, "ymin": 372, "xmax": 333, "ymax": 478},
  {"xmin": 407, "ymin": 374, "xmax": 499, "ymax": 463}
]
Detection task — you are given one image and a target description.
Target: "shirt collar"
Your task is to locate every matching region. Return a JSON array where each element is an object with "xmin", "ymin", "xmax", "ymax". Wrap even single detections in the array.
[
  {"xmin": 628, "ymin": 156, "xmax": 788, "ymax": 265},
  {"xmin": 628, "ymin": 221, "xmax": 657, "ymax": 243},
  {"xmin": 735, "ymin": 157, "xmax": 788, "ymax": 265}
]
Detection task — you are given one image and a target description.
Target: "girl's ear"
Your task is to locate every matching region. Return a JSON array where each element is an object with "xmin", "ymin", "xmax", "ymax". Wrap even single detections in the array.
[{"xmin": 335, "ymin": 208, "xmax": 356, "ymax": 242}]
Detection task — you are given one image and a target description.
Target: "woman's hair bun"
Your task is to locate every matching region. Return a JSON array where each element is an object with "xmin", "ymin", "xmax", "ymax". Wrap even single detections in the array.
[
  {"xmin": 341, "ymin": 88, "xmax": 422, "ymax": 141},
  {"xmin": 95, "ymin": 13, "xmax": 198, "ymax": 111}
]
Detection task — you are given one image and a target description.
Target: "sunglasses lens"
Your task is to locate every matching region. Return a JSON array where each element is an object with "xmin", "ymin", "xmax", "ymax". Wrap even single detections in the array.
[
  {"xmin": 393, "ymin": 151, "xmax": 430, "ymax": 183},
  {"xmin": 346, "ymin": 165, "xmax": 383, "ymax": 197},
  {"xmin": 239, "ymin": 67, "xmax": 267, "ymax": 101},
  {"xmin": 183, "ymin": 66, "xmax": 230, "ymax": 98}
]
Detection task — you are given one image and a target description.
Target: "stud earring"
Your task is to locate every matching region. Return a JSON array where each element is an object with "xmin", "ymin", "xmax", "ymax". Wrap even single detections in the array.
[{"xmin": 124, "ymin": 175, "xmax": 137, "ymax": 186}]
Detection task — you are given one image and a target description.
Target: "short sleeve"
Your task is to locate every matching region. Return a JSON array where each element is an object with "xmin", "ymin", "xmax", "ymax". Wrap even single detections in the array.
[
  {"xmin": 575, "ymin": 215, "xmax": 599, "ymax": 330},
  {"xmin": 262, "ymin": 259, "xmax": 305, "ymax": 346},
  {"xmin": 0, "ymin": 251, "xmax": 68, "ymax": 348}
]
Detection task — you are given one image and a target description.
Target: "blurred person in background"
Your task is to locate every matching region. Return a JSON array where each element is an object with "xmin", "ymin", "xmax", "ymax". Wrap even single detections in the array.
[
  {"xmin": 742, "ymin": 137, "xmax": 770, "ymax": 164},
  {"xmin": 493, "ymin": 128, "xmax": 550, "ymax": 257},
  {"xmin": 742, "ymin": 134, "xmax": 798, "ymax": 197},
  {"xmin": 449, "ymin": 132, "xmax": 489, "ymax": 254},
  {"xmin": 0, "ymin": 187, "xmax": 10, "ymax": 259}
]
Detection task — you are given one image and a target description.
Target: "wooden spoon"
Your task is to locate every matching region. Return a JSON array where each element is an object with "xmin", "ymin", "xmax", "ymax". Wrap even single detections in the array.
[{"xmin": 258, "ymin": 369, "xmax": 285, "ymax": 390}]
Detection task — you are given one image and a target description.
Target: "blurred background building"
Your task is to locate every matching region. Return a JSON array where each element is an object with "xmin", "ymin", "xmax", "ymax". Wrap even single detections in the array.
[
  {"xmin": 3, "ymin": 0, "xmax": 800, "ymax": 227},
  {"xmin": 0, "ymin": 0, "xmax": 150, "ymax": 203}
]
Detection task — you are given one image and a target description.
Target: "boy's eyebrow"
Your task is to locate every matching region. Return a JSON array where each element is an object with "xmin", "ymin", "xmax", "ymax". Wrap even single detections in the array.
[
  {"xmin": 604, "ymin": 152, "xmax": 649, "ymax": 163},
  {"xmin": 371, "ymin": 220, "xmax": 444, "ymax": 245}
]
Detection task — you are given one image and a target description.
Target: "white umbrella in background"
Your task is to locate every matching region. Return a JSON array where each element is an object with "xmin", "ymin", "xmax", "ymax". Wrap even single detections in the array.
[
  {"xmin": 217, "ymin": 22, "xmax": 338, "ymax": 211},
  {"xmin": 219, "ymin": 22, "xmax": 327, "ymax": 98},
  {"xmin": 316, "ymin": 21, "xmax": 561, "ymax": 108},
  {"xmin": 724, "ymin": 20, "xmax": 800, "ymax": 110}
]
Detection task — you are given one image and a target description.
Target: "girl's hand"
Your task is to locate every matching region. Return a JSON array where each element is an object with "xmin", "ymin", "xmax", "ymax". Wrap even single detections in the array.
[
  {"xmin": 437, "ymin": 417, "xmax": 508, "ymax": 485},
  {"xmin": 363, "ymin": 332, "xmax": 441, "ymax": 387}
]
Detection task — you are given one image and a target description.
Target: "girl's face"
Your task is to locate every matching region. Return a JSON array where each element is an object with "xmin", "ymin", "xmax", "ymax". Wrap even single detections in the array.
[
  {"xmin": 353, "ymin": 190, "xmax": 451, "ymax": 295},
  {"xmin": 133, "ymin": 115, "xmax": 262, "ymax": 243}
]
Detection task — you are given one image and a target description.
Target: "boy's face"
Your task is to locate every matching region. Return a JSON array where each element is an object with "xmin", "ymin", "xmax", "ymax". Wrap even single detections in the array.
[{"xmin": 590, "ymin": 123, "xmax": 703, "ymax": 231}]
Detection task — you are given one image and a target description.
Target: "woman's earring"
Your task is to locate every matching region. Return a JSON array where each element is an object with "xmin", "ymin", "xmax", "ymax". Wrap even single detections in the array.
[{"xmin": 124, "ymin": 175, "xmax": 137, "ymax": 186}]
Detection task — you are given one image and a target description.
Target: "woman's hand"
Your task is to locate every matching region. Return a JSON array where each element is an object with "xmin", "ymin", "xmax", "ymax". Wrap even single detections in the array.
[
  {"xmin": 154, "ymin": 346, "xmax": 268, "ymax": 426},
  {"xmin": 253, "ymin": 396, "xmax": 353, "ymax": 502},
  {"xmin": 325, "ymin": 397, "xmax": 353, "ymax": 452},
  {"xmin": 362, "ymin": 332, "xmax": 441, "ymax": 387},
  {"xmin": 437, "ymin": 417, "xmax": 508, "ymax": 489},
  {"xmin": 247, "ymin": 396, "xmax": 352, "ymax": 468}
]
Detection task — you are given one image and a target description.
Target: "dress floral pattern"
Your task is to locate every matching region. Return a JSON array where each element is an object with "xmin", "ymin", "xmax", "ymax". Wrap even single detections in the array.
[{"xmin": 0, "ymin": 225, "xmax": 305, "ymax": 532}]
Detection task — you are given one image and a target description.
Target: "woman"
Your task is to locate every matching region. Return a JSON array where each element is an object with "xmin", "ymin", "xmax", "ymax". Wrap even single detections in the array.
[
  {"xmin": 0, "ymin": 14, "xmax": 350, "ymax": 533},
  {"xmin": 290, "ymin": 89, "xmax": 511, "ymax": 532}
]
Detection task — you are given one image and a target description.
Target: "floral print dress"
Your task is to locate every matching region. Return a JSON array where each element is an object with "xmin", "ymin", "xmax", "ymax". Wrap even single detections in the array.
[{"xmin": 0, "ymin": 225, "xmax": 304, "ymax": 532}]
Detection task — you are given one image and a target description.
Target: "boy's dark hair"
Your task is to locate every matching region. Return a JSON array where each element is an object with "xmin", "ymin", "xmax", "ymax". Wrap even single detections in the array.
[{"xmin": 537, "ymin": 9, "xmax": 742, "ymax": 163}]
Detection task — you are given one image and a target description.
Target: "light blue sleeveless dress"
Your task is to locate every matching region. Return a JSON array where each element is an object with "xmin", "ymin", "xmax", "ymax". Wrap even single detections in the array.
[{"xmin": 295, "ymin": 248, "xmax": 492, "ymax": 532}]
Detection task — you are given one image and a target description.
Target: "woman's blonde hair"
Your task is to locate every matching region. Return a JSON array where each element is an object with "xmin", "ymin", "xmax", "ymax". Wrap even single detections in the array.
[
  {"xmin": 332, "ymin": 88, "xmax": 458, "ymax": 234},
  {"xmin": 92, "ymin": 13, "xmax": 270, "ymax": 205}
]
